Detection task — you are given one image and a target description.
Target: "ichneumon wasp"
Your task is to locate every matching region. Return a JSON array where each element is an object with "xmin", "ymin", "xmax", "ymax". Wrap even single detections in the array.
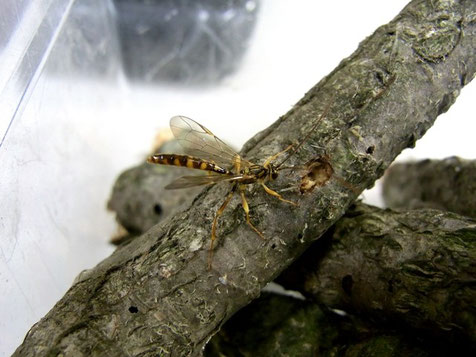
[{"xmin": 148, "ymin": 100, "xmax": 333, "ymax": 269}]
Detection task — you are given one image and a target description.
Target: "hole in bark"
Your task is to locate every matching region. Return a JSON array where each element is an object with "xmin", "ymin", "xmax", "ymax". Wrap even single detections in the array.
[
  {"xmin": 153, "ymin": 203, "xmax": 163, "ymax": 215},
  {"xmin": 271, "ymin": 243, "xmax": 276, "ymax": 249},
  {"xmin": 128, "ymin": 306, "xmax": 139, "ymax": 313},
  {"xmin": 297, "ymin": 233, "xmax": 303, "ymax": 240},
  {"xmin": 342, "ymin": 275, "xmax": 353, "ymax": 296},
  {"xmin": 388, "ymin": 280, "xmax": 394, "ymax": 293},
  {"xmin": 300, "ymin": 155, "xmax": 334, "ymax": 194},
  {"xmin": 366, "ymin": 145, "xmax": 375, "ymax": 154}
]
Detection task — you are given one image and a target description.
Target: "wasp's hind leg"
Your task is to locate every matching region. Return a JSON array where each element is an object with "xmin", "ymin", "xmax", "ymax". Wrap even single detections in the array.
[
  {"xmin": 239, "ymin": 185, "xmax": 265, "ymax": 240},
  {"xmin": 261, "ymin": 182, "xmax": 298, "ymax": 206},
  {"xmin": 209, "ymin": 183, "xmax": 237, "ymax": 269}
]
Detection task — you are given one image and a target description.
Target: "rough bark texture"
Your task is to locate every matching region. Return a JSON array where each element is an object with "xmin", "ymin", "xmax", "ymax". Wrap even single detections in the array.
[
  {"xmin": 107, "ymin": 139, "xmax": 202, "ymax": 245},
  {"xmin": 109, "ymin": 168, "xmax": 476, "ymax": 355},
  {"xmin": 107, "ymin": 161, "xmax": 201, "ymax": 245},
  {"xmin": 204, "ymin": 292, "xmax": 326, "ymax": 357},
  {"xmin": 278, "ymin": 203, "xmax": 476, "ymax": 346},
  {"xmin": 205, "ymin": 292, "xmax": 469, "ymax": 357},
  {"xmin": 110, "ymin": 168, "xmax": 476, "ymax": 354},
  {"xmin": 14, "ymin": 0, "xmax": 476, "ymax": 356},
  {"xmin": 383, "ymin": 157, "xmax": 476, "ymax": 218}
]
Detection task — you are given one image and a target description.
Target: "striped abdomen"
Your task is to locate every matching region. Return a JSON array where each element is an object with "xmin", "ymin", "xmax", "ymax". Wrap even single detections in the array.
[{"xmin": 148, "ymin": 154, "xmax": 229, "ymax": 174}]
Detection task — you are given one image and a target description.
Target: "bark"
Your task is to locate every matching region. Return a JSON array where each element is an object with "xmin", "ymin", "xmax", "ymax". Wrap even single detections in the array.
[
  {"xmin": 107, "ymin": 161, "xmax": 201, "ymax": 245},
  {"xmin": 14, "ymin": 0, "xmax": 476, "ymax": 356},
  {"xmin": 278, "ymin": 202, "xmax": 476, "ymax": 346},
  {"xmin": 204, "ymin": 292, "xmax": 326, "ymax": 357},
  {"xmin": 107, "ymin": 138, "xmax": 202, "ymax": 245},
  {"xmin": 383, "ymin": 157, "xmax": 476, "ymax": 218},
  {"xmin": 110, "ymin": 168, "xmax": 476, "ymax": 353},
  {"xmin": 205, "ymin": 292, "xmax": 469, "ymax": 357}
]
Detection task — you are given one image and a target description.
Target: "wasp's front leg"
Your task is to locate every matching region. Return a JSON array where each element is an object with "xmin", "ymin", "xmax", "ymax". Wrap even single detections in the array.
[{"xmin": 261, "ymin": 182, "xmax": 298, "ymax": 206}]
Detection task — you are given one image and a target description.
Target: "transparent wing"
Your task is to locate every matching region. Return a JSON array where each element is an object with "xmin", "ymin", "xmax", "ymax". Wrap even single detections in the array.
[
  {"xmin": 165, "ymin": 173, "xmax": 244, "ymax": 190},
  {"xmin": 170, "ymin": 115, "xmax": 252, "ymax": 169}
]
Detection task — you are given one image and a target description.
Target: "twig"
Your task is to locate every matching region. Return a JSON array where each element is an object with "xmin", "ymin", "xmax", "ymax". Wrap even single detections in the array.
[{"xmin": 278, "ymin": 202, "xmax": 476, "ymax": 345}]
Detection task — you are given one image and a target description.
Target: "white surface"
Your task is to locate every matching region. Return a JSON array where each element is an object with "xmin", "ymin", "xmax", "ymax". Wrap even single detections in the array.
[{"xmin": 1, "ymin": 0, "xmax": 474, "ymax": 355}]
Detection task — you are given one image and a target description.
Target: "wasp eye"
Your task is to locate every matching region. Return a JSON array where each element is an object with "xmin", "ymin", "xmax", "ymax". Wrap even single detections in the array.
[{"xmin": 271, "ymin": 172, "xmax": 278, "ymax": 180}]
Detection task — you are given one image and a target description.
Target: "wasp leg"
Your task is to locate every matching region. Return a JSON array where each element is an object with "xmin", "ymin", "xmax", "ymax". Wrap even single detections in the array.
[
  {"xmin": 209, "ymin": 183, "xmax": 237, "ymax": 269},
  {"xmin": 261, "ymin": 182, "xmax": 298, "ymax": 206},
  {"xmin": 239, "ymin": 185, "xmax": 265, "ymax": 240},
  {"xmin": 263, "ymin": 144, "xmax": 294, "ymax": 167}
]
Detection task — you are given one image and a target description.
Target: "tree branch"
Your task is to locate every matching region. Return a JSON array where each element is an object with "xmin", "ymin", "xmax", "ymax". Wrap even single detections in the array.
[
  {"xmin": 278, "ymin": 202, "xmax": 476, "ymax": 345},
  {"xmin": 14, "ymin": 0, "xmax": 475, "ymax": 356},
  {"xmin": 383, "ymin": 157, "xmax": 476, "ymax": 218},
  {"xmin": 205, "ymin": 292, "xmax": 472, "ymax": 356}
]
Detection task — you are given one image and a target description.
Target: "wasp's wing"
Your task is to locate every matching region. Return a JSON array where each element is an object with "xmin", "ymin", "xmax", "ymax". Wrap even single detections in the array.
[
  {"xmin": 170, "ymin": 116, "xmax": 252, "ymax": 169},
  {"xmin": 165, "ymin": 173, "xmax": 244, "ymax": 190}
]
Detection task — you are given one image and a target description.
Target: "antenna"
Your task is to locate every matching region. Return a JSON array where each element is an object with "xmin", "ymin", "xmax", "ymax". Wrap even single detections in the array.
[{"xmin": 276, "ymin": 94, "xmax": 335, "ymax": 169}]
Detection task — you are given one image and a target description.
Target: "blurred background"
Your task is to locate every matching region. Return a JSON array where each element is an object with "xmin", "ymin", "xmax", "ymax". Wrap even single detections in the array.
[{"xmin": 0, "ymin": 0, "xmax": 474, "ymax": 354}]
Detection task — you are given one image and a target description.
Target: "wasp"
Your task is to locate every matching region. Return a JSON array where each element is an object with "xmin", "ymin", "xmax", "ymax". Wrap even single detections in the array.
[{"xmin": 148, "ymin": 101, "xmax": 333, "ymax": 268}]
